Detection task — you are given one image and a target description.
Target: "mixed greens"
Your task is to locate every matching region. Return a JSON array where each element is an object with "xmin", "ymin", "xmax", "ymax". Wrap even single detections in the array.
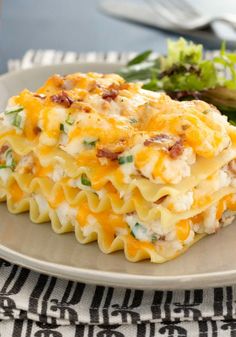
[{"xmin": 119, "ymin": 38, "xmax": 236, "ymax": 123}]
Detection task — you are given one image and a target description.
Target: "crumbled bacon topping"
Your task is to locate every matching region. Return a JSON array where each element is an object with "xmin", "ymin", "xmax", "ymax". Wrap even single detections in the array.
[
  {"xmin": 144, "ymin": 134, "xmax": 171, "ymax": 146},
  {"xmin": 228, "ymin": 159, "xmax": 236, "ymax": 174},
  {"xmin": 102, "ymin": 83, "xmax": 120, "ymax": 102},
  {"xmin": 33, "ymin": 126, "xmax": 42, "ymax": 135},
  {"xmin": 102, "ymin": 89, "xmax": 119, "ymax": 102},
  {"xmin": 0, "ymin": 144, "xmax": 9, "ymax": 155},
  {"xmin": 168, "ymin": 139, "xmax": 184, "ymax": 159},
  {"xmin": 144, "ymin": 134, "xmax": 184, "ymax": 159},
  {"xmin": 97, "ymin": 148, "xmax": 121, "ymax": 161},
  {"xmin": 50, "ymin": 91, "xmax": 74, "ymax": 108}
]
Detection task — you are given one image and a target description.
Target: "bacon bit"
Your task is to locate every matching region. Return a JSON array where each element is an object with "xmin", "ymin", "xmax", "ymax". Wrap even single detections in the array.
[
  {"xmin": 168, "ymin": 139, "xmax": 184, "ymax": 159},
  {"xmin": 102, "ymin": 88, "xmax": 119, "ymax": 102},
  {"xmin": 102, "ymin": 83, "xmax": 120, "ymax": 102},
  {"xmin": 228, "ymin": 159, "xmax": 236, "ymax": 174},
  {"xmin": 144, "ymin": 134, "xmax": 171, "ymax": 146},
  {"xmin": 33, "ymin": 126, "xmax": 42, "ymax": 135},
  {"xmin": 0, "ymin": 144, "xmax": 9, "ymax": 154},
  {"xmin": 50, "ymin": 91, "xmax": 74, "ymax": 108},
  {"xmin": 97, "ymin": 148, "xmax": 121, "ymax": 161},
  {"xmin": 155, "ymin": 195, "xmax": 167, "ymax": 205},
  {"xmin": 33, "ymin": 93, "xmax": 46, "ymax": 99}
]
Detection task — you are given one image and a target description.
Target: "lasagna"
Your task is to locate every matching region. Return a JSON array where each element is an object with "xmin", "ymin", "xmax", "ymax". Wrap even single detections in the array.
[{"xmin": 0, "ymin": 72, "xmax": 236, "ymax": 263}]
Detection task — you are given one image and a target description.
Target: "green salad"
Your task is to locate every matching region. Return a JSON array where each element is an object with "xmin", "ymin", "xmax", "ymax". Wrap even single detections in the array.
[{"xmin": 119, "ymin": 38, "xmax": 236, "ymax": 123}]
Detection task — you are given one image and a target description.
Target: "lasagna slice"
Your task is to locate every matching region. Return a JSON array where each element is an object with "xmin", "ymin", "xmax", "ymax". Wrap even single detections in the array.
[{"xmin": 0, "ymin": 72, "xmax": 236, "ymax": 262}]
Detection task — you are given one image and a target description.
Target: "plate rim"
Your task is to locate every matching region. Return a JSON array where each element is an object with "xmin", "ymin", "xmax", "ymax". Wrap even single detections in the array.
[{"xmin": 2, "ymin": 242, "xmax": 236, "ymax": 290}]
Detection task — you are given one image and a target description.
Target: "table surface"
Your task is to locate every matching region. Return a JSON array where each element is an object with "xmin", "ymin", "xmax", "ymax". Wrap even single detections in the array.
[{"xmin": 1, "ymin": 0, "xmax": 236, "ymax": 74}]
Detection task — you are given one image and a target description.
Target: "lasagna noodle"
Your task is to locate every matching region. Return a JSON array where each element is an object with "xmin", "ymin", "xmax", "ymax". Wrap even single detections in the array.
[
  {"xmin": 1, "ymin": 133, "xmax": 236, "ymax": 202},
  {"xmin": 3, "ymin": 172, "xmax": 236, "ymax": 224}
]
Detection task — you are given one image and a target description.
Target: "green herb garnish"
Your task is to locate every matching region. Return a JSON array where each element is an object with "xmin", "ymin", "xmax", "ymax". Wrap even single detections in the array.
[
  {"xmin": 130, "ymin": 222, "xmax": 157, "ymax": 243},
  {"xmin": 65, "ymin": 115, "xmax": 74, "ymax": 125},
  {"xmin": 118, "ymin": 155, "xmax": 133, "ymax": 165},
  {"xmin": 131, "ymin": 222, "xmax": 141, "ymax": 238},
  {"xmin": 129, "ymin": 117, "xmax": 138, "ymax": 124},
  {"xmin": 4, "ymin": 106, "xmax": 24, "ymax": 128},
  {"xmin": 83, "ymin": 138, "xmax": 98, "ymax": 148},
  {"xmin": 5, "ymin": 149, "xmax": 16, "ymax": 170},
  {"xmin": 60, "ymin": 123, "xmax": 65, "ymax": 132},
  {"xmin": 81, "ymin": 173, "xmax": 91, "ymax": 186},
  {"xmin": 4, "ymin": 106, "xmax": 24, "ymax": 115},
  {"xmin": 13, "ymin": 113, "xmax": 22, "ymax": 128},
  {"xmin": 151, "ymin": 235, "xmax": 157, "ymax": 243}
]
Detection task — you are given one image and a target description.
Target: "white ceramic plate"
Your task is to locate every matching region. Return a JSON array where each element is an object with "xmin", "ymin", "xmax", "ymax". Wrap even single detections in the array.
[{"xmin": 0, "ymin": 62, "xmax": 236, "ymax": 290}]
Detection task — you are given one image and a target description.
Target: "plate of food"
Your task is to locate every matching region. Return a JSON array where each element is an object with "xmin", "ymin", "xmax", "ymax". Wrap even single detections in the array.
[{"xmin": 1, "ymin": 39, "xmax": 236, "ymax": 289}]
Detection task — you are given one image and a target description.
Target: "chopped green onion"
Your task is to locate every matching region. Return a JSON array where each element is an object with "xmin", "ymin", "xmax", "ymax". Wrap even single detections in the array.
[
  {"xmin": 4, "ymin": 106, "xmax": 24, "ymax": 115},
  {"xmin": 83, "ymin": 138, "xmax": 98, "ymax": 148},
  {"xmin": 118, "ymin": 155, "xmax": 133, "ymax": 165},
  {"xmin": 60, "ymin": 123, "xmax": 65, "ymax": 132},
  {"xmin": 151, "ymin": 235, "xmax": 157, "ymax": 243},
  {"xmin": 4, "ymin": 106, "xmax": 24, "ymax": 129},
  {"xmin": 13, "ymin": 113, "xmax": 22, "ymax": 128},
  {"xmin": 65, "ymin": 115, "xmax": 74, "ymax": 125},
  {"xmin": 0, "ymin": 165, "xmax": 8, "ymax": 169},
  {"xmin": 81, "ymin": 173, "xmax": 91, "ymax": 186},
  {"xmin": 130, "ymin": 222, "xmax": 157, "ymax": 243},
  {"xmin": 5, "ymin": 149, "xmax": 16, "ymax": 170},
  {"xmin": 131, "ymin": 222, "xmax": 141, "ymax": 238},
  {"xmin": 129, "ymin": 117, "xmax": 138, "ymax": 124}
]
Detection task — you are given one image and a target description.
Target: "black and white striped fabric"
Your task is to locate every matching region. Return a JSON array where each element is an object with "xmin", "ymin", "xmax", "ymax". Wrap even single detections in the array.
[
  {"xmin": 1, "ymin": 50, "xmax": 236, "ymax": 337},
  {"xmin": 7, "ymin": 50, "xmax": 136, "ymax": 71},
  {"xmin": 1, "ymin": 259, "xmax": 236, "ymax": 336}
]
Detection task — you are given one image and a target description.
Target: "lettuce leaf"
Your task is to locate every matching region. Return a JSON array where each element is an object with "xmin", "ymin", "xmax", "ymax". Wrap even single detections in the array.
[{"xmin": 119, "ymin": 38, "xmax": 236, "ymax": 121}]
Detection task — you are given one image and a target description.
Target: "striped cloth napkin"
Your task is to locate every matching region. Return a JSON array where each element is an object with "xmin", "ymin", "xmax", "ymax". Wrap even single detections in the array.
[
  {"xmin": 0, "ymin": 49, "xmax": 236, "ymax": 337},
  {"xmin": 7, "ymin": 50, "xmax": 136, "ymax": 71}
]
